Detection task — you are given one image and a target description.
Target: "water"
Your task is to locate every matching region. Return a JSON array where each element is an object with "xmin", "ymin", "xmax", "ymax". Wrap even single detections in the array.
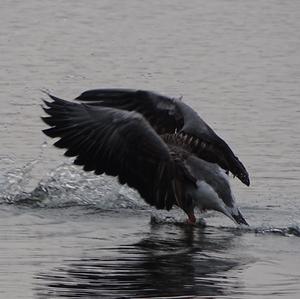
[{"xmin": 0, "ymin": 0, "xmax": 300, "ymax": 298}]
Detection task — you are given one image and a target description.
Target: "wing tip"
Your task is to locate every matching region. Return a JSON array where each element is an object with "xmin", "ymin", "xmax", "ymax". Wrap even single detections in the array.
[{"xmin": 42, "ymin": 127, "xmax": 56, "ymax": 138}]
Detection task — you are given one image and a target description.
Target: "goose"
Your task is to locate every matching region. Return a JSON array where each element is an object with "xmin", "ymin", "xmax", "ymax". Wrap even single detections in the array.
[{"xmin": 41, "ymin": 89, "xmax": 249, "ymax": 225}]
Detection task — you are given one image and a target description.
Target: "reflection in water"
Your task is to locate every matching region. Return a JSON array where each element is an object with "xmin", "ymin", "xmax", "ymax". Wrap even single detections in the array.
[{"xmin": 34, "ymin": 225, "xmax": 249, "ymax": 298}]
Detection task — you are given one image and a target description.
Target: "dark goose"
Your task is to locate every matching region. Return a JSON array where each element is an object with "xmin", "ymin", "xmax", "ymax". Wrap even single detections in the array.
[{"xmin": 42, "ymin": 89, "xmax": 249, "ymax": 225}]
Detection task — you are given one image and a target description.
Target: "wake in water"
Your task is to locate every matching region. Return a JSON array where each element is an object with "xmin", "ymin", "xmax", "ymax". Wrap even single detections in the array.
[
  {"xmin": 1, "ymin": 157, "xmax": 299, "ymax": 237},
  {"xmin": 149, "ymin": 213, "xmax": 300, "ymax": 237}
]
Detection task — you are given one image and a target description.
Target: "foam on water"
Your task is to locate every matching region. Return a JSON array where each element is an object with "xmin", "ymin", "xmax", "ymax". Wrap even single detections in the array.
[{"xmin": 0, "ymin": 159, "xmax": 147, "ymax": 210}]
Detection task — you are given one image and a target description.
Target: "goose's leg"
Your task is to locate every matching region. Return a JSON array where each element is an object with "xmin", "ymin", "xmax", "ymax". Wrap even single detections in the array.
[{"xmin": 187, "ymin": 212, "xmax": 196, "ymax": 225}]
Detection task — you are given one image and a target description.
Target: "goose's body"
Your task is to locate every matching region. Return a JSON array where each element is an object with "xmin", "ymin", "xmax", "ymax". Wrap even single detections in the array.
[{"xmin": 42, "ymin": 89, "xmax": 249, "ymax": 225}]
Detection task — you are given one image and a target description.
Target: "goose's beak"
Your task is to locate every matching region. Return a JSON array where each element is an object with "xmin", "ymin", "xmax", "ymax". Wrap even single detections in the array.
[
  {"xmin": 222, "ymin": 206, "xmax": 249, "ymax": 226},
  {"xmin": 231, "ymin": 209, "xmax": 249, "ymax": 226}
]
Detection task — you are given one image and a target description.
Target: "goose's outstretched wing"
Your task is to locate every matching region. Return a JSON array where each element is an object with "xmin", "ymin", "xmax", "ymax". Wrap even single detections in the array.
[
  {"xmin": 76, "ymin": 89, "xmax": 250, "ymax": 186},
  {"xmin": 41, "ymin": 94, "xmax": 186, "ymax": 210}
]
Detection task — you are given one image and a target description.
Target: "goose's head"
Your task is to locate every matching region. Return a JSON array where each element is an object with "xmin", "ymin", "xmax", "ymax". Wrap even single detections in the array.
[{"xmin": 185, "ymin": 156, "xmax": 249, "ymax": 226}]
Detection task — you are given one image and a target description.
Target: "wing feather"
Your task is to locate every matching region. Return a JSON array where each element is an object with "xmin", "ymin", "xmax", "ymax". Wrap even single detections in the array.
[
  {"xmin": 42, "ymin": 93, "xmax": 180, "ymax": 210},
  {"xmin": 76, "ymin": 88, "xmax": 250, "ymax": 186}
]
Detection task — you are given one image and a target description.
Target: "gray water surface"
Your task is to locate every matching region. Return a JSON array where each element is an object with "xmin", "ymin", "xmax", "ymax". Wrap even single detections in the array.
[{"xmin": 1, "ymin": 0, "xmax": 300, "ymax": 298}]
